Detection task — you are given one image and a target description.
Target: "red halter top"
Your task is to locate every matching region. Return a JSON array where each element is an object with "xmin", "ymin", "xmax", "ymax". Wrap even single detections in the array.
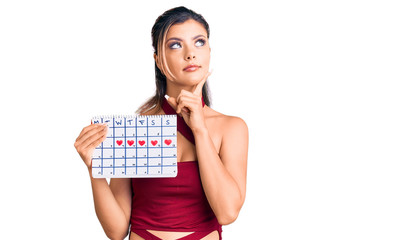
[{"xmin": 130, "ymin": 97, "xmax": 222, "ymax": 239}]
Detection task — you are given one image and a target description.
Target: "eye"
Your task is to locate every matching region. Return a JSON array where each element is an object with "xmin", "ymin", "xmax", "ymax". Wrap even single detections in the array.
[
  {"xmin": 195, "ymin": 39, "xmax": 206, "ymax": 47},
  {"xmin": 169, "ymin": 42, "xmax": 182, "ymax": 49}
]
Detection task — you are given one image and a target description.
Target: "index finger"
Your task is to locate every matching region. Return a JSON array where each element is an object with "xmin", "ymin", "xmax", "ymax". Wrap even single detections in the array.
[{"xmin": 193, "ymin": 71, "xmax": 212, "ymax": 96}]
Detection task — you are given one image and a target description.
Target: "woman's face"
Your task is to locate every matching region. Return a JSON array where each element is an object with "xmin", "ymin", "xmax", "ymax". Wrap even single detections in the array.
[{"xmin": 162, "ymin": 19, "xmax": 210, "ymax": 87}]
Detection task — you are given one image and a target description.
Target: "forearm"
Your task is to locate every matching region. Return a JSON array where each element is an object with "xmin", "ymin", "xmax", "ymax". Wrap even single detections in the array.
[
  {"xmin": 193, "ymin": 128, "xmax": 243, "ymax": 225},
  {"xmin": 88, "ymin": 169, "xmax": 129, "ymax": 239}
]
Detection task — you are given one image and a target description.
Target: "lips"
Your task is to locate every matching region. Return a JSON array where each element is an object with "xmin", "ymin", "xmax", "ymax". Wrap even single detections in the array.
[{"xmin": 183, "ymin": 64, "xmax": 200, "ymax": 72}]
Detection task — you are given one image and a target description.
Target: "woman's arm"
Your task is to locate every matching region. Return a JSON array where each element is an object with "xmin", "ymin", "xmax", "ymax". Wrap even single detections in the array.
[
  {"xmin": 74, "ymin": 124, "xmax": 132, "ymax": 240},
  {"xmin": 193, "ymin": 116, "xmax": 248, "ymax": 225},
  {"xmin": 88, "ymin": 175, "xmax": 132, "ymax": 240}
]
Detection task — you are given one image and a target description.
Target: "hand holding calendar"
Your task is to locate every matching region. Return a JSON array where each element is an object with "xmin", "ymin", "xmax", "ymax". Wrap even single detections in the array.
[{"xmin": 74, "ymin": 123, "xmax": 109, "ymax": 169}]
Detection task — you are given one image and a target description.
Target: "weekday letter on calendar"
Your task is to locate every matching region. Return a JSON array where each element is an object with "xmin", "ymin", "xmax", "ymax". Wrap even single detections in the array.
[{"xmin": 91, "ymin": 115, "xmax": 177, "ymax": 178}]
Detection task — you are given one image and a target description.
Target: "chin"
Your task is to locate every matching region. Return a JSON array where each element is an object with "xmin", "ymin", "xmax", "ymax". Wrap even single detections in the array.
[
  {"xmin": 181, "ymin": 77, "xmax": 202, "ymax": 87},
  {"xmin": 179, "ymin": 72, "xmax": 206, "ymax": 85}
]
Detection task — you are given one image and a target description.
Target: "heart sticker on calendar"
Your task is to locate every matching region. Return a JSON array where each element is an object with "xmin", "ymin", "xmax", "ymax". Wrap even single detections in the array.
[
  {"xmin": 151, "ymin": 140, "xmax": 158, "ymax": 146},
  {"xmin": 116, "ymin": 140, "xmax": 123, "ymax": 146},
  {"xmin": 138, "ymin": 140, "xmax": 145, "ymax": 146},
  {"xmin": 127, "ymin": 140, "xmax": 134, "ymax": 146},
  {"xmin": 164, "ymin": 139, "xmax": 172, "ymax": 146}
]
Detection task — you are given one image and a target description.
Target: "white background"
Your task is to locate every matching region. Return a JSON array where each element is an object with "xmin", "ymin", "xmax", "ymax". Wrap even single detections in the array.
[{"xmin": 1, "ymin": 0, "xmax": 408, "ymax": 239}]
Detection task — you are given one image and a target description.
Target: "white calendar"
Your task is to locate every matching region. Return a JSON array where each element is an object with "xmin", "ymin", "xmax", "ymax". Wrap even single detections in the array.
[{"xmin": 91, "ymin": 115, "xmax": 177, "ymax": 178}]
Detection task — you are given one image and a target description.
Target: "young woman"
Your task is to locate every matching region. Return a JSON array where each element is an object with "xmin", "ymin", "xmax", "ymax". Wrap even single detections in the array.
[{"xmin": 74, "ymin": 6, "xmax": 248, "ymax": 240}]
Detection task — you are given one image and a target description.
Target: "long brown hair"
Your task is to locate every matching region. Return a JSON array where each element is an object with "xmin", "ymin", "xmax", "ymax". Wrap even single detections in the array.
[{"xmin": 136, "ymin": 6, "xmax": 212, "ymax": 114}]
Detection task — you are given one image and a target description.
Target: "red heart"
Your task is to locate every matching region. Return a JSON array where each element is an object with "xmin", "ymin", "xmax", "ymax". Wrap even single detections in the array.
[
  {"xmin": 151, "ymin": 140, "xmax": 158, "ymax": 146},
  {"xmin": 138, "ymin": 140, "xmax": 145, "ymax": 146},
  {"xmin": 127, "ymin": 140, "xmax": 134, "ymax": 146},
  {"xmin": 164, "ymin": 139, "xmax": 172, "ymax": 146},
  {"xmin": 116, "ymin": 140, "xmax": 123, "ymax": 146}
]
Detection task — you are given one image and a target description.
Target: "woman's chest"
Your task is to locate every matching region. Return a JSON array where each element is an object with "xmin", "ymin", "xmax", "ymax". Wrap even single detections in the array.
[{"xmin": 176, "ymin": 124, "xmax": 222, "ymax": 162}]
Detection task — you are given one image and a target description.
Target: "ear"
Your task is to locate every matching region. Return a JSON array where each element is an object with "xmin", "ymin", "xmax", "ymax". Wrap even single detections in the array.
[
  {"xmin": 154, "ymin": 53, "xmax": 164, "ymax": 72},
  {"xmin": 154, "ymin": 53, "xmax": 158, "ymax": 66}
]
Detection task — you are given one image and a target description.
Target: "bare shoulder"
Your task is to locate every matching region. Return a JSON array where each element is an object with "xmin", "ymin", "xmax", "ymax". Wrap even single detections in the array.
[
  {"xmin": 206, "ymin": 108, "xmax": 248, "ymax": 169},
  {"xmin": 205, "ymin": 108, "xmax": 248, "ymax": 138}
]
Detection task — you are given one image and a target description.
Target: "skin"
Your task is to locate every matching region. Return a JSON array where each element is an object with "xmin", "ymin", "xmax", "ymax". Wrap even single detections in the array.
[{"xmin": 74, "ymin": 19, "xmax": 248, "ymax": 240}]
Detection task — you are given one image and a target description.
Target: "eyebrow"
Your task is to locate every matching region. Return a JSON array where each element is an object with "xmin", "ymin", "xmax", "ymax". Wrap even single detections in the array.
[{"xmin": 166, "ymin": 34, "xmax": 206, "ymax": 43}]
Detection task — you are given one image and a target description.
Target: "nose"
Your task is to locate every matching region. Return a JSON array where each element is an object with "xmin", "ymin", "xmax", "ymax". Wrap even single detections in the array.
[
  {"xmin": 185, "ymin": 47, "xmax": 196, "ymax": 61},
  {"xmin": 186, "ymin": 55, "xmax": 196, "ymax": 60}
]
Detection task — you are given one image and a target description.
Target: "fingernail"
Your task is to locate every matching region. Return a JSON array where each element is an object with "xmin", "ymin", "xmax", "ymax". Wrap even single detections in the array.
[{"xmin": 164, "ymin": 95, "xmax": 169, "ymax": 100}]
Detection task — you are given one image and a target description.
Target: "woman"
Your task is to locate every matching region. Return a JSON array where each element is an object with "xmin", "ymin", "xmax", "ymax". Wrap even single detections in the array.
[{"xmin": 74, "ymin": 6, "xmax": 248, "ymax": 240}]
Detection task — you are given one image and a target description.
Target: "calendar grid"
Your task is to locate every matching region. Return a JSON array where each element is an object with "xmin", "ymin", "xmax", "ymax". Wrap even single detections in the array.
[
  {"xmin": 146, "ymin": 117, "xmax": 149, "ymax": 175},
  {"xmin": 124, "ymin": 117, "xmax": 127, "ymax": 176},
  {"xmin": 134, "ymin": 119, "xmax": 137, "ymax": 175},
  {"xmin": 112, "ymin": 116, "xmax": 116, "ymax": 176},
  {"xmin": 91, "ymin": 115, "xmax": 177, "ymax": 178},
  {"xmin": 101, "ymin": 117, "xmax": 104, "ymax": 176}
]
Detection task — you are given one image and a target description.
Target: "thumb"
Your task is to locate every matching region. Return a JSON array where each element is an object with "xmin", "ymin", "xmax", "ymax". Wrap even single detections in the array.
[{"xmin": 165, "ymin": 95, "xmax": 177, "ymax": 110}]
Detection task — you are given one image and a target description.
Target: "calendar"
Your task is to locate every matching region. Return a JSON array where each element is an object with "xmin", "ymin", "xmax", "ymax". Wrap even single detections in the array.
[{"xmin": 91, "ymin": 115, "xmax": 177, "ymax": 178}]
